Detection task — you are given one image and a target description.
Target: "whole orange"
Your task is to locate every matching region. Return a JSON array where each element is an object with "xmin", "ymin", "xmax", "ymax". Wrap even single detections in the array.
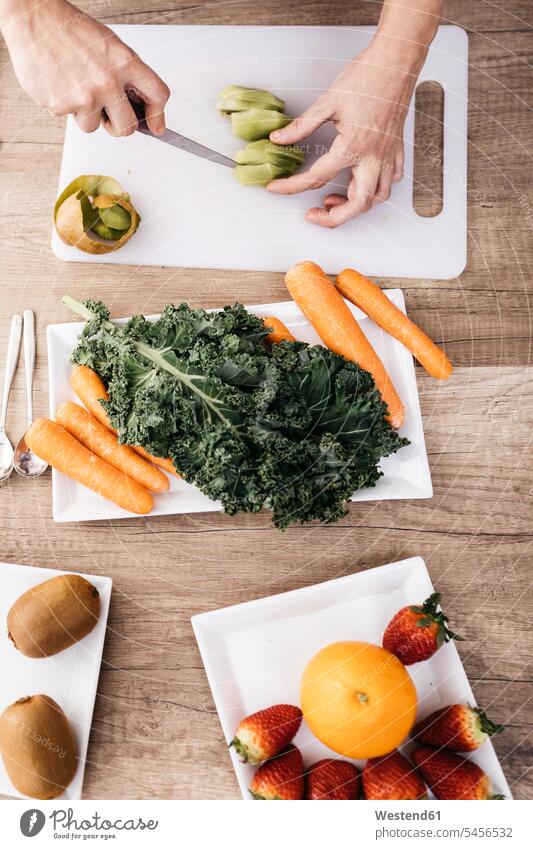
[{"xmin": 301, "ymin": 641, "xmax": 417, "ymax": 759}]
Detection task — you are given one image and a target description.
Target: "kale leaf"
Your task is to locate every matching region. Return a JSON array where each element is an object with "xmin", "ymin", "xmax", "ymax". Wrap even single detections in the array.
[{"xmin": 66, "ymin": 297, "xmax": 408, "ymax": 529}]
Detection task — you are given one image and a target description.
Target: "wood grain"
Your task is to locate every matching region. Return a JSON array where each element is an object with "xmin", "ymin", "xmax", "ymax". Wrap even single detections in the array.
[{"xmin": 1, "ymin": 0, "xmax": 532, "ymax": 800}]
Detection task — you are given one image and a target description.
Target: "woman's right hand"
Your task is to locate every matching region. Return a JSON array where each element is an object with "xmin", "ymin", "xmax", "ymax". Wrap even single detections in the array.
[{"xmin": 0, "ymin": 0, "xmax": 170, "ymax": 135}]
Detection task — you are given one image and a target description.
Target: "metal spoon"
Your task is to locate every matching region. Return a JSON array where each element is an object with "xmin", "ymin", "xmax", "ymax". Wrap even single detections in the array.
[
  {"xmin": 0, "ymin": 314, "xmax": 23, "ymax": 483},
  {"xmin": 14, "ymin": 310, "xmax": 48, "ymax": 478}
]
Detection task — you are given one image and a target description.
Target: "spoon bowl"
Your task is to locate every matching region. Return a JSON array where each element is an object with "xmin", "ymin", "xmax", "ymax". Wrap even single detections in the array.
[
  {"xmin": 13, "ymin": 431, "xmax": 48, "ymax": 478},
  {"xmin": 0, "ymin": 427, "xmax": 14, "ymax": 483}
]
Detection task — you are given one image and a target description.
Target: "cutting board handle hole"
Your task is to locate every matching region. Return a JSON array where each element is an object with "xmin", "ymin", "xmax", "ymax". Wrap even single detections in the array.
[{"xmin": 413, "ymin": 80, "xmax": 444, "ymax": 218}]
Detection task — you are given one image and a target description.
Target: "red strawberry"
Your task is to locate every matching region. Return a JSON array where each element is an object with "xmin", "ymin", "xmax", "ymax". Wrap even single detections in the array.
[
  {"xmin": 231, "ymin": 704, "xmax": 302, "ymax": 764},
  {"xmin": 305, "ymin": 759, "xmax": 360, "ymax": 800},
  {"xmin": 382, "ymin": 592, "xmax": 462, "ymax": 665},
  {"xmin": 413, "ymin": 704, "xmax": 504, "ymax": 752},
  {"xmin": 412, "ymin": 746, "xmax": 504, "ymax": 800},
  {"xmin": 362, "ymin": 751, "xmax": 427, "ymax": 800},
  {"xmin": 249, "ymin": 745, "xmax": 304, "ymax": 800}
]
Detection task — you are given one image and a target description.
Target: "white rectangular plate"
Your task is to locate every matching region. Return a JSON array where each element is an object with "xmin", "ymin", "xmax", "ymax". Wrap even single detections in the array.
[
  {"xmin": 192, "ymin": 556, "xmax": 511, "ymax": 800},
  {"xmin": 47, "ymin": 291, "xmax": 432, "ymax": 523},
  {"xmin": 52, "ymin": 25, "xmax": 467, "ymax": 279},
  {"xmin": 0, "ymin": 562, "xmax": 112, "ymax": 800}
]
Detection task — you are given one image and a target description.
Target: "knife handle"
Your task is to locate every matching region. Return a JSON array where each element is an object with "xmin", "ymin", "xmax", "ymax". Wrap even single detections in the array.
[
  {"xmin": 127, "ymin": 94, "xmax": 146, "ymax": 123},
  {"xmin": 101, "ymin": 92, "xmax": 147, "ymax": 131}
]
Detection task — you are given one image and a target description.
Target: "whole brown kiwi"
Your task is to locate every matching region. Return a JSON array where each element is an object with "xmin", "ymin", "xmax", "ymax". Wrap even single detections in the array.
[
  {"xmin": 7, "ymin": 573, "xmax": 100, "ymax": 658},
  {"xmin": 0, "ymin": 695, "xmax": 78, "ymax": 799}
]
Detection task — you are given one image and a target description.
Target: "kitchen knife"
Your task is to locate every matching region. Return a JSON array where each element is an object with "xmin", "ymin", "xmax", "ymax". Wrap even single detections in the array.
[{"xmin": 129, "ymin": 97, "xmax": 236, "ymax": 169}]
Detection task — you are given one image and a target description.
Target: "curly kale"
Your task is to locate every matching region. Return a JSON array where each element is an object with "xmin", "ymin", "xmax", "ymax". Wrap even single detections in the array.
[{"xmin": 64, "ymin": 296, "xmax": 408, "ymax": 529}]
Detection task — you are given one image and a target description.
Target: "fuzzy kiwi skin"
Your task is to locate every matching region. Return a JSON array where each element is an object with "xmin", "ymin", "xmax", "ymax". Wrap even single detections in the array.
[
  {"xmin": 0, "ymin": 695, "xmax": 78, "ymax": 799},
  {"xmin": 7, "ymin": 574, "xmax": 100, "ymax": 658}
]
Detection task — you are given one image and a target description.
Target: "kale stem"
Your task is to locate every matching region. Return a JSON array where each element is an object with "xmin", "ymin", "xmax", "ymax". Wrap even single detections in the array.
[
  {"xmin": 61, "ymin": 295, "xmax": 99, "ymax": 323},
  {"xmin": 62, "ymin": 294, "xmax": 231, "ymax": 424}
]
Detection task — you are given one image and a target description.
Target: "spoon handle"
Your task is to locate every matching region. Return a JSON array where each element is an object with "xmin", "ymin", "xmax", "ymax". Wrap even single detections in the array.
[
  {"xmin": 23, "ymin": 310, "xmax": 36, "ymax": 426},
  {"xmin": 0, "ymin": 315, "xmax": 22, "ymax": 430}
]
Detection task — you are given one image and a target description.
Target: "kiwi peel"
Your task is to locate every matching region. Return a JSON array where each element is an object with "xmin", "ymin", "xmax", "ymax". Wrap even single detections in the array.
[{"xmin": 54, "ymin": 175, "xmax": 140, "ymax": 254}]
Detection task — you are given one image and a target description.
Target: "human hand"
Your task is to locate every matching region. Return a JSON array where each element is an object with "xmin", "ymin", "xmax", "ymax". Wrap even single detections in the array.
[
  {"xmin": 0, "ymin": 0, "xmax": 170, "ymax": 136},
  {"xmin": 267, "ymin": 41, "xmax": 419, "ymax": 228}
]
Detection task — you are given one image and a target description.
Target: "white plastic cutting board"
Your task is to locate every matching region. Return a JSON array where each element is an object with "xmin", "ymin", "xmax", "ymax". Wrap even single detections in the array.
[{"xmin": 52, "ymin": 25, "xmax": 467, "ymax": 278}]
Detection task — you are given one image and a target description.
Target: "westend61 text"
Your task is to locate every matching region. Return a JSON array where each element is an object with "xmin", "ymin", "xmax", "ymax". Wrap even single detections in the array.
[{"xmin": 375, "ymin": 810, "xmax": 441, "ymax": 821}]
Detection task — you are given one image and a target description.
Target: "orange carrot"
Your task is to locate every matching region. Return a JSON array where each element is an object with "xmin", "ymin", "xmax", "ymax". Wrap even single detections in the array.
[
  {"xmin": 131, "ymin": 446, "xmax": 177, "ymax": 477},
  {"xmin": 69, "ymin": 365, "xmax": 114, "ymax": 431},
  {"xmin": 285, "ymin": 261, "xmax": 404, "ymax": 429},
  {"xmin": 56, "ymin": 401, "xmax": 169, "ymax": 493},
  {"xmin": 262, "ymin": 316, "xmax": 296, "ymax": 345},
  {"xmin": 26, "ymin": 418, "xmax": 153, "ymax": 515},
  {"xmin": 336, "ymin": 268, "xmax": 452, "ymax": 380},
  {"xmin": 70, "ymin": 365, "xmax": 179, "ymax": 476}
]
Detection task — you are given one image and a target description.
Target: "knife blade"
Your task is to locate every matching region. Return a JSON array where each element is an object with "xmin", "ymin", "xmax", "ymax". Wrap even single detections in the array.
[{"xmin": 129, "ymin": 96, "xmax": 236, "ymax": 169}]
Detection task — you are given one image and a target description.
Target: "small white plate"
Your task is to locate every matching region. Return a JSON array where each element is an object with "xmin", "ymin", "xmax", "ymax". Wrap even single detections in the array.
[
  {"xmin": 47, "ymin": 292, "xmax": 432, "ymax": 522},
  {"xmin": 0, "ymin": 562, "xmax": 112, "ymax": 800},
  {"xmin": 192, "ymin": 557, "xmax": 511, "ymax": 800}
]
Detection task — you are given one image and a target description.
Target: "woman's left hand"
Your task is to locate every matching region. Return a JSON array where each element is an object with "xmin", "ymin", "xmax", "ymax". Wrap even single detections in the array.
[{"xmin": 266, "ymin": 40, "xmax": 418, "ymax": 228}]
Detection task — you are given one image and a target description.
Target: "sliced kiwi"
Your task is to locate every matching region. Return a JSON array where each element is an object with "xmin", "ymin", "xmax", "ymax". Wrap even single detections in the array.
[
  {"xmin": 217, "ymin": 85, "xmax": 285, "ymax": 115},
  {"xmin": 91, "ymin": 220, "xmax": 124, "ymax": 241},
  {"xmin": 234, "ymin": 139, "xmax": 305, "ymax": 169},
  {"xmin": 231, "ymin": 109, "xmax": 292, "ymax": 142},
  {"xmin": 235, "ymin": 162, "xmax": 289, "ymax": 186},
  {"xmin": 98, "ymin": 204, "xmax": 131, "ymax": 231}
]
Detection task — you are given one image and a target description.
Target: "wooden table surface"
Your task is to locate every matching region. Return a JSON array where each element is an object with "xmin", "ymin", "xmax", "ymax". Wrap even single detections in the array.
[{"xmin": 1, "ymin": 1, "xmax": 531, "ymax": 800}]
